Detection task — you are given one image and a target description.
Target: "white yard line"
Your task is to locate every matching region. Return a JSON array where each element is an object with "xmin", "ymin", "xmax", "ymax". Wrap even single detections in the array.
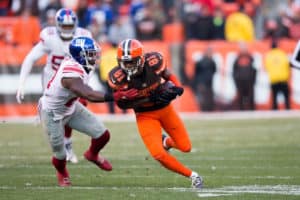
[
  {"xmin": 1, "ymin": 185, "xmax": 300, "ymax": 196},
  {"xmin": 197, "ymin": 185, "xmax": 300, "ymax": 197}
]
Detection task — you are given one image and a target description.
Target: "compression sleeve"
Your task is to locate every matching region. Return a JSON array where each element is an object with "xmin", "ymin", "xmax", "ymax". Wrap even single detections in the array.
[{"xmin": 18, "ymin": 42, "xmax": 47, "ymax": 85}]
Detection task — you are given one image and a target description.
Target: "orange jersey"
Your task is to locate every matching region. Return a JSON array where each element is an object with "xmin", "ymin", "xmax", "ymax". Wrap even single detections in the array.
[{"xmin": 108, "ymin": 52, "xmax": 169, "ymax": 112}]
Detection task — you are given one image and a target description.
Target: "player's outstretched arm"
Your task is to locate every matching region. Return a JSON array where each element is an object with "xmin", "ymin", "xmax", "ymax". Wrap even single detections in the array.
[
  {"xmin": 62, "ymin": 77, "xmax": 139, "ymax": 103},
  {"xmin": 16, "ymin": 43, "xmax": 46, "ymax": 103},
  {"xmin": 62, "ymin": 77, "xmax": 112, "ymax": 102},
  {"xmin": 116, "ymin": 97, "xmax": 149, "ymax": 109}
]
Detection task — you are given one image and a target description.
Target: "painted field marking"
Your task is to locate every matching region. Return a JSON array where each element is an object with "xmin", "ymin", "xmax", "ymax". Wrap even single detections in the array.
[
  {"xmin": 1, "ymin": 184, "xmax": 300, "ymax": 197},
  {"xmin": 197, "ymin": 185, "xmax": 300, "ymax": 197}
]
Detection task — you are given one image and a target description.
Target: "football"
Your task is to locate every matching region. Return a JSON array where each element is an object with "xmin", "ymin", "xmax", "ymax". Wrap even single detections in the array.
[
  {"xmin": 159, "ymin": 81, "xmax": 175, "ymax": 93},
  {"xmin": 159, "ymin": 81, "xmax": 184, "ymax": 97}
]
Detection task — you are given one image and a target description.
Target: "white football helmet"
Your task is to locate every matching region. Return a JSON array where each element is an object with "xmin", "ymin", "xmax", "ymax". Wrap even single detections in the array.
[{"xmin": 55, "ymin": 8, "xmax": 77, "ymax": 40}]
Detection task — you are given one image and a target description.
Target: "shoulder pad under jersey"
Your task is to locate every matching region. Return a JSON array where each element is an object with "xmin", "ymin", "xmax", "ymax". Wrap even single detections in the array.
[
  {"xmin": 74, "ymin": 27, "xmax": 92, "ymax": 38},
  {"xmin": 108, "ymin": 66, "xmax": 127, "ymax": 90},
  {"xmin": 144, "ymin": 52, "xmax": 167, "ymax": 74},
  {"xmin": 40, "ymin": 26, "xmax": 57, "ymax": 43},
  {"xmin": 61, "ymin": 58, "xmax": 85, "ymax": 79}
]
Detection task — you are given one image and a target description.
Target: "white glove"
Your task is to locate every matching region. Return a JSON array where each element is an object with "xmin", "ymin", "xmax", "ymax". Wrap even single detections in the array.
[{"xmin": 16, "ymin": 85, "xmax": 25, "ymax": 104}]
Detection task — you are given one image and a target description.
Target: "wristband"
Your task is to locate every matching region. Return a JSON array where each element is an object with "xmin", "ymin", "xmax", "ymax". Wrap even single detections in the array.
[{"xmin": 104, "ymin": 93, "xmax": 114, "ymax": 102}]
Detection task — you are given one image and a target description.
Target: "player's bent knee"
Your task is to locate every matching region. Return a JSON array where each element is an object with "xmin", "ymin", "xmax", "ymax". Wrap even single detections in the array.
[
  {"xmin": 54, "ymin": 150, "xmax": 66, "ymax": 160},
  {"xmin": 88, "ymin": 123, "xmax": 109, "ymax": 138},
  {"xmin": 51, "ymin": 137, "xmax": 65, "ymax": 159},
  {"xmin": 179, "ymin": 143, "xmax": 191, "ymax": 153},
  {"xmin": 52, "ymin": 145, "xmax": 65, "ymax": 160},
  {"xmin": 151, "ymin": 150, "xmax": 168, "ymax": 161},
  {"xmin": 51, "ymin": 137, "xmax": 64, "ymax": 151}
]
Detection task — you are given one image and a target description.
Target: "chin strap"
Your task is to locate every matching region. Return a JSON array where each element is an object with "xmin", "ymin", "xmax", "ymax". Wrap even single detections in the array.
[
  {"xmin": 83, "ymin": 65, "xmax": 94, "ymax": 73},
  {"xmin": 127, "ymin": 74, "xmax": 131, "ymax": 81},
  {"xmin": 59, "ymin": 34, "xmax": 73, "ymax": 41}
]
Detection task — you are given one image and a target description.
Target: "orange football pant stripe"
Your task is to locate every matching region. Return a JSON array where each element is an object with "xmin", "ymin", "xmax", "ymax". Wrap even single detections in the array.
[{"xmin": 135, "ymin": 104, "xmax": 192, "ymax": 177}]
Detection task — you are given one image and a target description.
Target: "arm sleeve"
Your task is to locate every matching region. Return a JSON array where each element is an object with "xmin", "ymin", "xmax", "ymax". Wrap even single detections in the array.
[{"xmin": 18, "ymin": 42, "xmax": 47, "ymax": 86}]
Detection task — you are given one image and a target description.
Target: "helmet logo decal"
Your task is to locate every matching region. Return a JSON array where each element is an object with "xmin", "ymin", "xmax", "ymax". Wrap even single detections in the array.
[{"xmin": 75, "ymin": 38, "xmax": 85, "ymax": 48}]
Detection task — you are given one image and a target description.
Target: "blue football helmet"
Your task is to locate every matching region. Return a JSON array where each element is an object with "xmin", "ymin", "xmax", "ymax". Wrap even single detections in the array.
[
  {"xmin": 55, "ymin": 8, "xmax": 77, "ymax": 39},
  {"xmin": 69, "ymin": 36, "xmax": 100, "ymax": 71}
]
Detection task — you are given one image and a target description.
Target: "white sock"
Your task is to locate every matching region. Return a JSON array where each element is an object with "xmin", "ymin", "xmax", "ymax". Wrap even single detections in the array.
[
  {"xmin": 163, "ymin": 137, "xmax": 168, "ymax": 148},
  {"xmin": 190, "ymin": 171, "xmax": 198, "ymax": 178},
  {"xmin": 64, "ymin": 137, "xmax": 72, "ymax": 145}
]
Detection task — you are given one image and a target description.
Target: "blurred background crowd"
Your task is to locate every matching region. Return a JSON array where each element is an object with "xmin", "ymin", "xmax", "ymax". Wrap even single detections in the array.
[{"xmin": 0, "ymin": 0, "xmax": 300, "ymax": 115}]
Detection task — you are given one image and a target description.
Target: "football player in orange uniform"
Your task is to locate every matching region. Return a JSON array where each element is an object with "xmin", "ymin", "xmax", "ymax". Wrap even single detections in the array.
[{"xmin": 108, "ymin": 39, "xmax": 203, "ymax": 189}]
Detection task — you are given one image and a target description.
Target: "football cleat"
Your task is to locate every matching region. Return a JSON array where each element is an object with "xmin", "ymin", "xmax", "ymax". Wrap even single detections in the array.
[
  {"xmin": 162, "ymin": 134, "xmax": 171, "ymax": 151},
  {"xmin": 84, "ymin": 150, "xmax": 112, "ymax": 171},
  {"xmin": 65, "ymin": 141, "xmax": 78, "ymax": 164},
  {"xmin": 56, "ymin": 171, "xmax": 71, "ymax": 187},
  {"xmin": 191, "ymin": 172, "xmax": 204, "ymax": 189}
]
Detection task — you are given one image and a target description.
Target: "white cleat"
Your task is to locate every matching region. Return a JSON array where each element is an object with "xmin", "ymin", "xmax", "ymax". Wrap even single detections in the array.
[
  {"xmin": 191, "ymin": 172, "xmax": 204, "ymax": 189},
  {"xmin": 66, "ymin": 150, "xmax": 78, "ymax": 164},
  {"xmin": 65, "ymin": 141, "xmax": 78, "ymax": 164}
]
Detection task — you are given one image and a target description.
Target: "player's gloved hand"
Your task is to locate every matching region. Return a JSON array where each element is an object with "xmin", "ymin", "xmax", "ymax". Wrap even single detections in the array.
[
  {"xmin": 149, "ymin": 82, "xmax": 184, "ymax": 104},
  {"xmin": 149, "ymin": 91, "xmax": 170, "ymax": 104},
  {"xmin": 16, "ymin": 85, "xmax": 25, "ymax": 104},
  {"xmin": 113, "ymin": 88, "xmax": 138, "ymax": 101},
  {"xmin": 160, "ymin": 90, "xmax": 178, "ymax": 101},
  {"xmin": 170, "ymin": 86, "xmax": 184, "ymax": 96},
  {"xmin": 149, "ymin": 87, "xmax": 176, "ymax": 103}
]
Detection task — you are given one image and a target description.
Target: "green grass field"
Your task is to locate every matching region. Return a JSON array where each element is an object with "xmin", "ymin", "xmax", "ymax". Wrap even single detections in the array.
[{"xmin": 0, "ymin": 116, "xmax": 300, "ymax": 200}]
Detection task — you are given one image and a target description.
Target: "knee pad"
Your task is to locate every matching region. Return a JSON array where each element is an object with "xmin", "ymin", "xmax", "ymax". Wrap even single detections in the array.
[{"xmin": 88, "ymin": 124, "xmax": 108, "ymax": 139}]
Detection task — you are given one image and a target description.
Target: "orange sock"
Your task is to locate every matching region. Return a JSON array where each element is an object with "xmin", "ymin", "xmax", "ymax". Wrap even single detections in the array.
[{"xmin": 166, "ymin": 137, "xmax": 176, "ymax": 149}]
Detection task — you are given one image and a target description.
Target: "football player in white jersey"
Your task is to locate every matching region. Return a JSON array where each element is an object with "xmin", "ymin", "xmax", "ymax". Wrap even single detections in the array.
[
  {"xmin": 39, "ymin": 36, "xmax": 138, "ymax": 186},
  {"xmin": 16, "ymin": 8, "xmax": 91, "ymax": 164}
]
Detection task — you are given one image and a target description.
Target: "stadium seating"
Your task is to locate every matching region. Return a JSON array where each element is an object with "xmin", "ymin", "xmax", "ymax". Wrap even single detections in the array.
[
  {"xmin": 162, "ymin": 22, "xmax": 184, "ymax": 44},
  {"xmin": 0, "ymin": 13, "xmax": 299, "ymax": 116}
]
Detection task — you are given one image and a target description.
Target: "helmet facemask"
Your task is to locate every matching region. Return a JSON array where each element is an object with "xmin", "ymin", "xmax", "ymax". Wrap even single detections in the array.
[
  {"xmin": 81, "ymin": 47, "xmax": 100, "ymax": 72},
  {"xmin": 58, "ymin": 24, "xmax": 76, "ymax": 40},
  {"xmin": 119, "ymin": 56, "xmax": 144, "ymax": 80}
]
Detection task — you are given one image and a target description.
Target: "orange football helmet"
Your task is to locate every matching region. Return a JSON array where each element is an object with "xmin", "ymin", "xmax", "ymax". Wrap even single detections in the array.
[{"xmin": 117, "ymin": 39, "xmax": 145, "ymax": 80}]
